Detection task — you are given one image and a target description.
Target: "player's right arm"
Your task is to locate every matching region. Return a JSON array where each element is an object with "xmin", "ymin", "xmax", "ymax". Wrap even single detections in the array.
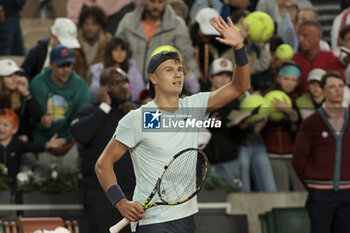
[{"xmin": 95, "ymin": 138, "xmax": 145, "ymax": 222}]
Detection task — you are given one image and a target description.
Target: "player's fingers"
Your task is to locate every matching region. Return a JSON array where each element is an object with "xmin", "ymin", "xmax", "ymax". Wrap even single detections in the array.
[
  {"xmin": 134, "ymin": 203, "xmax": 145, "ymax": 213},
  {"xmin": 128, "ymin": 207, "xmax": 144, "ymax": 221},
  {"xmin": 125, "ymin": 212, "xmax": 139, "ymax": 222},
  {"xmin": 215, "ymin": 37, "xmax": 231, "ymax": 46},
  {"xmin": 218, "ymin": 16, "xmax": 228, "ymax": 27},
  {"xmin": 227, "ymin": 17, "xmax": 234, "ymax": 27},
  {"xmin": 210, "ymin": 18, "xmax": 221, "ymax": 31}
]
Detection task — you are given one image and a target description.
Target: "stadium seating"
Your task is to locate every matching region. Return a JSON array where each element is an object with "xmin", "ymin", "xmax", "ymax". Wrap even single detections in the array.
[
  {"xmin": 20, "ymin": 18, "xmax": 54, "ymax": 51},
  {"xmin": 260, "ymin": 207, "xmax": 310, "ymax": 233},
  {"xmin": 0, "ymin": 56, "xmax": 25, "ymax": 66},
  {"xmin": 0, "ymin": 218, "xmax": 79, "ymax": 233}
]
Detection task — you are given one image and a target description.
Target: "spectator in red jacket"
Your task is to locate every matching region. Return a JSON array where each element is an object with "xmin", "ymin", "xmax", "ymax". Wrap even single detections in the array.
[{"xmin": 292, "ymin": 20, "xmax": 345, "ymax": 91}]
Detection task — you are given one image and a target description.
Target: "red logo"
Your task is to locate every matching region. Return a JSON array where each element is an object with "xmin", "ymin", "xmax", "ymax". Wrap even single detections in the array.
[
  {"xmin": 220, "ymin": 60, "xmax": 228, "ymax": 67},
  {"xmin": 61, "ymin": 49, "xmax": 69, "ymax": 57}
]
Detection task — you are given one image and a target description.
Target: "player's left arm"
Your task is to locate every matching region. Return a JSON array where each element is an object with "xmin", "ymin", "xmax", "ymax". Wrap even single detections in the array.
[
  {"xmin": 95, "ymin": 138, "xmax": 145, "ymax": 222},
  {"xmin": 207, "ymin": 16, "xmax": 250, "ymax": 113}
]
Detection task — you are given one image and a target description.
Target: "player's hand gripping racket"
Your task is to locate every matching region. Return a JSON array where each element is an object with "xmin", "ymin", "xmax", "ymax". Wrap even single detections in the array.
[{"xmin": 109, "ymin": 148, "xmax": 210, "ymax": 233}]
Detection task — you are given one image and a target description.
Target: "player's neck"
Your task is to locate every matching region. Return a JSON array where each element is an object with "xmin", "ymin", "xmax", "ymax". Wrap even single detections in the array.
[{"xmin": 153, "ymin": 94, "xmax": 179, "ymax": 112}]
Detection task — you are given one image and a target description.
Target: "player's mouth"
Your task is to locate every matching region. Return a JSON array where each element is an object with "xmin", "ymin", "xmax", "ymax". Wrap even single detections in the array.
[{"xmin": 173, "ymin": 81, "xmax": 182, "ymax": 86}]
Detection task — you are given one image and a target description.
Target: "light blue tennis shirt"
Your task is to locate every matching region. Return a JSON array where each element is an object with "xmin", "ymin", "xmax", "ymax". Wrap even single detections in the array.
[{"xmin": 114, "ymin": 92, "xmax": 211, "ymax": 227}]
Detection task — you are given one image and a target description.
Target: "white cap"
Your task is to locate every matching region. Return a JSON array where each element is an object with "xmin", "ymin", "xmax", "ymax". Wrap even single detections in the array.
[
  {"xmin": 195, "ymin": 8, "xmax": 220, "ymax": 36},
  {"xmin": 210, "ymin": 58, "xmax": 233, "ymax": 75},
  {"xmin": 51, "ymin": 18, "xmax": 80, "ymax": 49},
  {"xmin": 0, "ymin": 59, "xmax": 24, "ymax": 76},
  {"xmin": 307, "ymin": 68, "xmax": 326, "ymax": 82}
]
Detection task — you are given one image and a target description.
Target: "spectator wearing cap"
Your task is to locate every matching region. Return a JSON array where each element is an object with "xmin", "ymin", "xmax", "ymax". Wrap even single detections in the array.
[
  {"xmin": 0, "ymin": 0, "xmax": 25, "ymax": 55},
  {"xmin": 189, "ymin": 0, "xmax": 223, "ymax": 25},
  {"xmin": 0, "ymin": 59, "xmax": 43, "ymax": 141},
  {"xmin": 190, "ymin": 8, "xmax": 231, "ymax": 90},
  {"xmin": 209, "ymin": 57, "xmax": 234, "ymax": 90},
  {"xmin": 295, "ymin": 68, "xmax": 325, "ymax": 120},
  {"xmin": 205, "ymin": 58, "xmax": 276, "ymax": 192},
  {"xmin": 116, "ymin": 0, "xmax": 199, "ymax": 83},
  {"xmin": 71, "ymin": 67, "xmax": 135, "ymax": 233},
  {"xmin": 0, "ymin": 108, "xmax": 66, "ymax": 182},
  {"xmin": 21, "ymin": 18, "xmax": 80, "ymax": 81},
  {"xmin": 203, "ymin": 57, "xmax": 242, "ymax": 191},
  {"xmin": 293, "ymin": 71, "xmax": 350, "ymax": 233},
  {"xmin": 29, "ymin": 45, "xmax": 91, "ymax": 173},
  {"xmin": 73, "ymin": 6, "xmax": 113, "ymax": 84}
]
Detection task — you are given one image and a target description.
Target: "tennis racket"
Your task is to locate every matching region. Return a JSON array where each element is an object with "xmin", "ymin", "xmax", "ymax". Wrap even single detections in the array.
[{"xmin": 109, "ymin": 148, "xmax": 210, "ymax": 233}]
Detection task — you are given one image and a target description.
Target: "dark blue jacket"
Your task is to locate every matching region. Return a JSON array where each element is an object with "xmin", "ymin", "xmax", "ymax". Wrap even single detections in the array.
[
  {"xmin": 21, "ymin": 39, "xmax": 49, "ymax": 80},
  {"xmin": 0, "ymin": 136, "xmax": 45, "ymax": 181},
  {"xmin": 71, "ymin": 102, "xmax": 136, "ymax": 192}
]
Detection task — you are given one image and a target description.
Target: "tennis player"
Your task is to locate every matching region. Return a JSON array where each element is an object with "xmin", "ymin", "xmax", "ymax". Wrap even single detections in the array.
[{"xmin": 95, "ymin": 16, "xmax": 250, "ymax": 233}]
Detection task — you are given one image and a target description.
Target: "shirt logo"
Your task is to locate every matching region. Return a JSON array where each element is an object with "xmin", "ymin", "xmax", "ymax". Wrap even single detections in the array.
[{"xmin": 143, "ymin": 110, "xmax": 161, "ymax": 129}]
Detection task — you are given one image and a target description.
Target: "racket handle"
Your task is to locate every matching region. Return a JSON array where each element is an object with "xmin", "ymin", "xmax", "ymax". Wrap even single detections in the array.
[{"xmin": 109, "ymin": 218, "xmax": 130, "ymax": 233}]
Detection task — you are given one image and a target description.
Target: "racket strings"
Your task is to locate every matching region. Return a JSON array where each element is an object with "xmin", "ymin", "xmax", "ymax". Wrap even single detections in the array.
[{"xmin": 159, "ymin": 150, "xmax": 207, "ymax": 203}]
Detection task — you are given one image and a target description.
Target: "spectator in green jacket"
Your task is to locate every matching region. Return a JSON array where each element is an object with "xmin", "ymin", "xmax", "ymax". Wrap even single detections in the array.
[{"xmin": 29, "ymin": 45, "xmax": 92, "ymax": 174}]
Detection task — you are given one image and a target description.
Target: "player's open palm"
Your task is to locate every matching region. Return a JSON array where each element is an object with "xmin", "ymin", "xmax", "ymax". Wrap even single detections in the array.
[{"xmin": 211, "ymin": 16, "xmax": 243, "ymax": 50}]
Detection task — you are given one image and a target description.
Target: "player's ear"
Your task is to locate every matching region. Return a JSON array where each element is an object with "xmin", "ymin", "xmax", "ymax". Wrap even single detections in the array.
[{"xmin": 149, "ymin": 74, "xmax": 158, "ymax": 85}]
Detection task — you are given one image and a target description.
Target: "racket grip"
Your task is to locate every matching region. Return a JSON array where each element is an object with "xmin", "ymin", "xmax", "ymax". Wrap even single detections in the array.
[{"xmin": 109, "ymin": 218, "xmax": 130, "ymax": 233}]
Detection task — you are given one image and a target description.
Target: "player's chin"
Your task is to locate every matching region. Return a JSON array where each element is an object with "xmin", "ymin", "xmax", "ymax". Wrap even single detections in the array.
[{"xmin": 173, "ymin": 86, "xmax": 183, "ymax": 94}]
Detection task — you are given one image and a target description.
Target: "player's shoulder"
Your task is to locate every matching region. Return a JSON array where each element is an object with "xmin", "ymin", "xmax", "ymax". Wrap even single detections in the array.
[
  {"xmin": 180, "ymin": 92, "xmax": 211, "ymax": 107},
  {"xmin": 122, "ymin": 106, "xmax": 142, "ymax": 122},
  {"xmin": 122, "ymin": 101, "xmax": 155, "ymax": 122}
]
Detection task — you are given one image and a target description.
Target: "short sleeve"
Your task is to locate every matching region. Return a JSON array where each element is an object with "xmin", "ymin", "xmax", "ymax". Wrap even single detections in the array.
[
  {"xmin": 183, "ymin": 92, "xmax": 211, "ymax": 121},
  {"xmin": 113, "ymin": 109, "xmax": 143, "ymax": 148}
]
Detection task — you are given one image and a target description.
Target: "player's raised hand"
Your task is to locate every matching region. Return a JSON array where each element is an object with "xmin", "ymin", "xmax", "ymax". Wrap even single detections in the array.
[{"xmin": 211, "ymin": 16, "xmax": 243, "ymax": 50}]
